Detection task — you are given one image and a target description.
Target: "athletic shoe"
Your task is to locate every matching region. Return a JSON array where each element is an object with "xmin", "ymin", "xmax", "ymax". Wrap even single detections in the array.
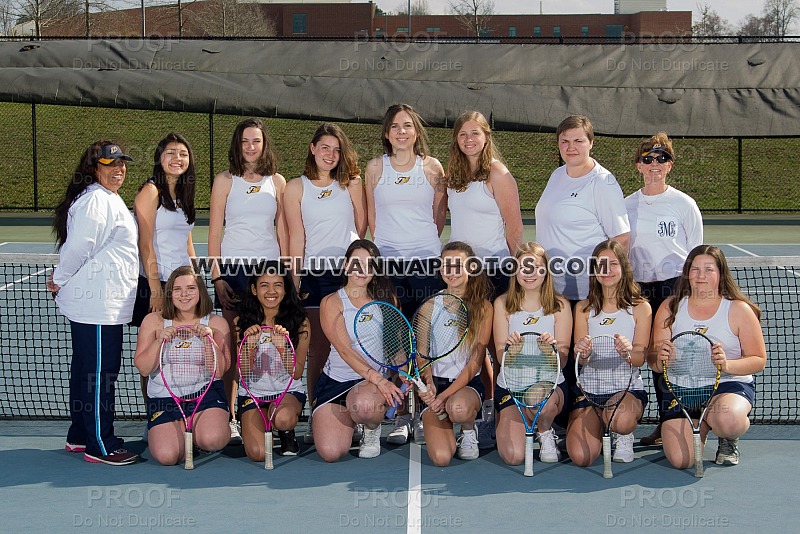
[
  {"xmin": 386, "ymin": 414, "xmax": 412, "ymax": 445},
  {"xmin": 536, "ymin": 428, "xmax": 561, "ymax": 463},
  {"xmin": 612, "ymin": 432, "xmax": 635, "ymax": 463},
  {"xmin": 229, "ymin": 420, "xmax": 242, "ymax": 445},
  {"xmin": 352, "ymin": 424, "xmax": 364, "ymax": 445},
  {"xmin": 358, "ymin": 426, "xmax": 381, "ymax": 459},
  {"xmin": 640, "ymin": 425, "xmax": 662, "ymax": 446},
  {"xmin": 84, "ymin": 448, "xmax": 138, "ymax": 466},
  {"xmin": 304, "ymin": 415, "xmax": 314, "ymax": 444},
  {"xmin": 65, "ymin": 442, "xmax": 86, "ymax": 453},
  {"xmin": 456, "ymin": 428, "xmax": 479, "ymax": 460},
  {"xmin": 413, "ymin": 416, "xmax": 425, "ymax": 445},
  {"xmin": 278, "ymin": 430, "xmax": 299, "ymax": 456},
  {"xmin": 715, "ymin": 437, "xmax": 740, "ymax": 465}
]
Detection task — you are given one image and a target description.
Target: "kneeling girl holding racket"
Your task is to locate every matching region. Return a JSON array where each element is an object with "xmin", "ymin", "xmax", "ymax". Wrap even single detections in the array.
[
  {"xmin": 417, "ymin": 241, "xmax": 493, "ymax": 466},
  {"xmin": 236, "ymin": 261, "xmax": 309, "ymax": 465},
  {"xmin": 567, "ymin": 240, "xmax": 651, "ymax": 474},
  {"xmin": 134, "ymin": 266, "xmax": 231, "ymax": 466},
  {"xmin": 651, "ymin": 245, "xmax": 766, "ymax": 472},
  {"xmin": 312, "ymin": 240, "xmax": 404, "ymax": 462},
  {"xmin": 493, "ymin": 242, "xmax": 572, "ymax": 468}
]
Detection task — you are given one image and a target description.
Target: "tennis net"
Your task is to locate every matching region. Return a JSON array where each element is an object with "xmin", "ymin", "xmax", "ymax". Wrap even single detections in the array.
[{"xmin": 1, "ymin": 253, "xmax": 798, "ymax": 423}]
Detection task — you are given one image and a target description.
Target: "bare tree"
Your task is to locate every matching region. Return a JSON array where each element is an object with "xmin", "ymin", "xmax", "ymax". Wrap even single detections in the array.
[
  {"xmin": 692, "ymin": 3, "xmax": 732, "ymax": 36},
  {"xmin": 762, "ymin": 0, "xmax": 799, "ymax": 36},
  {"xmin": 397, "ymin": 0, "xmax": 431, "ymax": 15},
  {"xmin": 81, "ymin": 0, "xmax": 114, "ymax": 36},
  {"xmin": 191, "ymin": 0, "xmax": 276, "ymax": 38},
  {"xmin": 1, "ymin": 0, "xmax": 14, "ymax": 35},
  {"xmin": 7, "ymin": 0, "xmax": 80, "ymax": 36},
  {"xmin": 737, "ymin": 13, "xmax": 773, "ymax": 35},
  {"xmin": 449, "ymin": 0, "xmax": 494, "ymax": 37}
]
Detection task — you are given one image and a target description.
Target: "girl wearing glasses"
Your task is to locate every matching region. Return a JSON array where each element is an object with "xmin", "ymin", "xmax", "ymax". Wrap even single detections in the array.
[{"xmin": 624, "ymin": 133, "xmax": 703, "ymax": 447}]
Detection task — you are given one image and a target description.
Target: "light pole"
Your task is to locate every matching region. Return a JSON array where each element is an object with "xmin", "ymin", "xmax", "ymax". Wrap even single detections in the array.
[{"xmin": 408, "ymin": 0, "xmax": 411, "ymax": 35}]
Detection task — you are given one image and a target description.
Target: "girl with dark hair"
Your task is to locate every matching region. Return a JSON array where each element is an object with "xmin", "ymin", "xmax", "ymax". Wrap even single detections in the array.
[
  {"xmin": 566, "ymin": 240, "xmax": 651, "ymax": 468},
  {"xmin": 236, "ymin": 261, "xmax": 310, "ymax": 460},
  {"xmin": 207, "ymin": 117, "xmax": 288, "ymax": 441},
  {"xmin": 651, "ymin": 245, "xmax": 766, "ymax": 469},
  {"xmin": 312, "ymin": 240, "xmax": 404, "ymax": 462},
  {"xmin": 417, "ymin": 242, "xmax": 493, "ymax": 466},
  {"xmin": 283, "ymin": 123, "xmax": 366, "ymax": 444},
  {"xmin": 48, "ymin": 141, "xmax": 139, "ymax": 466},
  {"xmin": 134, "ymin": 266, "xmax": 231, "ymax": 465}
]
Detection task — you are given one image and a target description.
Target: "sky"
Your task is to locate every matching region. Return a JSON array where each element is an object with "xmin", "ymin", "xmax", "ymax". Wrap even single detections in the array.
[{"xmin": 374, "ymin": 1, "xmax": 768, "ymax": 29}]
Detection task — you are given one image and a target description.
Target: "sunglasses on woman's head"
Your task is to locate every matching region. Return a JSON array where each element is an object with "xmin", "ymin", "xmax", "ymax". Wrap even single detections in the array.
[{"xmin": 639, "ymin": 154, "xmax": 672, "ymax": 165}]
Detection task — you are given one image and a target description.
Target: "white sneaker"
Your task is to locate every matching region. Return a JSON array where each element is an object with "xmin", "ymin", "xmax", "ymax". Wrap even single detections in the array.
[
  {"xmin": 456, "ymin": 428, "xmax": 479, "ymax": 460},
  {"xmin": 413, "ymin": 416, "xmax": 425, "ymax": 445},
  {"xmin": 304, "ymin": 415, "xmax": 314, "ymax": 444},
  {"xmin": 612, "ymin": 432, "xmax": 635, "ymax": 463},
  {"xmin": 715, "ymin": 437, "xmax": 740, "ymax": 466},
  {"xmin": 387, "ymin": 414, "xmax": 412, "ymax": 445},
  {"xmin": 229, "ymin": 420, "xmax": 242, "ymax": 445},
  {"xmin": 352, "ymin": 423, "xmax": 364, "ymax": 445},
  {"xmin": 358, "ymin": 426, "xmax": 381, "ymax": 458},
  {"xmin": 536, "ymin": 428, "xmax": 561, "ymax": 463}
]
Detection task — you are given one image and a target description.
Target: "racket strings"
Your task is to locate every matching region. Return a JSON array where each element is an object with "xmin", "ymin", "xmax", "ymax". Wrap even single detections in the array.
[
  {"xmin": 666, "ymin": 334, "xmax": 718, "ymax": 410},
  {"xmin": 503, "ymin": 337, "xmax": 559, "ymax": 407},
  {"xmin": 412, "ymin": 294, "xmax": 469, "ymax": 361},
  {"xmin": 161, "ymin": 330, "xmax": 215, "ymax": 400},
  {"xmin": 356, "ymin": 303, "xmax": 413, "ymax": 368},
  {"xmin": 578, "ymin": 336, "xmax": 632, "ymax": 398},
  {"xmin": 240, "ymin": 334, "xmax": 295, "ymax": 398}
]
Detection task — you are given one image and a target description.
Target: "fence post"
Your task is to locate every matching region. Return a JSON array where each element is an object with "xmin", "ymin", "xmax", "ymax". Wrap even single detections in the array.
[
  {"xmin": 32, "ymin": 103, "xmax": 38, "ymax": 212},
  {"xmin": 209, "ymin": 111, "xmax": 214, "ymax": 195},
  {"xmin": 737, "ymin": 137, "xmax": 743, "ymax": 214}
]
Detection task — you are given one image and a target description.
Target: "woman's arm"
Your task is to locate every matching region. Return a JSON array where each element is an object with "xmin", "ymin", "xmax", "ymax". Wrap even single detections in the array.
[
  {"xmin": 364, "ymin": 157, "xmax": 381, "ymax": 239},
  {"xmin": 629, "ymin": 301, "xmax": 652, "ymax": 367},
  {"xmin": 209, "ymin": 314, "xmax": 232, "ymax": 376},
  {"xmin": 283, "ymin": 178, "xmax": 306, "ymax": 288},
  {"xmin": 425, "ymin": 157, "xmax": 448, "ymax": 236},
  {"xmin": 723, "ymin": 300, "xmax": 767, "ymax": 375},
  {"xmin": 348, "ymin": 176, "xmax": 368, "ymax": 238},
  {"xmin": 133, "ymin": 312, "xmax": 163, "ymax": 377},
  {"xmin": 492, "ymin": 295, "xmax": 510, "ymax": 358},
  {"xmin": 487, "ymin": 160, "xmax": 523, "ymax": 255},
  {"xmin": 650, "ymin": 298, "xmax": 675, "ymax": 372},
  {"xmin": 207, "ymin": 172, "xmax": 232, "ymax": 281},
  {"xmin": 134, "ymin": 183, "xmax": 162, "ymax": 312},
  {"xmin": 273, "ymin": 174, "xmax": 289, "ymax": 259}
]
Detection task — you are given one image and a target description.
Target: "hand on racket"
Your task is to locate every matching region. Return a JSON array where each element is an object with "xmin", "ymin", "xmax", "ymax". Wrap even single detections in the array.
[
  {"xmin": 575, "ymin": 334, "xmax": 635, "ymax": 479},
  {"xmin": 500, "ymin": 332, "xmax": 560, "ymax": 476},
  {"xmin": 159, "ymin": 326, "xmax": 218, "ymax": 470},
  {"xmin": 663, "ymin": 331, "xmax": 720, "ymax": 477},
  {"xmin": 238, "ymin": 325, "xmax": 296, "ymax": 470}
]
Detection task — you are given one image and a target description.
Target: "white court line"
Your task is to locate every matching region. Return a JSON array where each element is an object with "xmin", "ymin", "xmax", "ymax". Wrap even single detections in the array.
[
  {"xmin": 0, "ymin": 267, "xmax": 52, "ymax": 291},
  {"xmin": 727, "ymin": 244, "xmax": 759, "ymax": 257},
  {"xmin": 406, "ymin": 443, "xmax": 422, "ymax": 534}
]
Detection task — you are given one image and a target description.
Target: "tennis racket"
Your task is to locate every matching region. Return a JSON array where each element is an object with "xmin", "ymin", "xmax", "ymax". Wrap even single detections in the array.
[
  {"xmin": 575, "ymin": 334, "xmax": 635, "ymax": 479},
  {"xmin": 663, "ymin": 331, "xmax": 720, "ymax": 478},
  {"xmin": 238, "ymin": 326, "xmax": 296, "ymax": 470},
  {"xmin": 386, "ymin": 293, "xmax": 470, "ymax": 419},
  {"xmin": 159, "ymin": 326, "xmax": 218, "ymax": 470},
  {"xmin": 499, "ymin": 332, "xmax": 560, "ymax": 477}
]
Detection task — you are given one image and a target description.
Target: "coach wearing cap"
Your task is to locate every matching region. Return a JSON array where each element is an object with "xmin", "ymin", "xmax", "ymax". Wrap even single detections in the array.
[{"xmin": 48, "ymin": 141, "xmax": 140, "ymax": 465}]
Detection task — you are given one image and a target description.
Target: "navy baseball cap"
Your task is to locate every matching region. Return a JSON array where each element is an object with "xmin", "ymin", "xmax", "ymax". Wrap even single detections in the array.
[{"xmin": 96, "ymin": 144, "xmax": 133, "ymax": 165}]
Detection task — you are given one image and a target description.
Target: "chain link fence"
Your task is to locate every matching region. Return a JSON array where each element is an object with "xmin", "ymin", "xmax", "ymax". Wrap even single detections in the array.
[{"xmin": 1, "ymin": 102, "xmax": 798, "ymax": 213}]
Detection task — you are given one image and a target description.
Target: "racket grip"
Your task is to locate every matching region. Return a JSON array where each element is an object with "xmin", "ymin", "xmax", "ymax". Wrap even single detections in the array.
[
  {"xmin": 265, "ymin": 430, "xmax": 274, "ymax": 470},
  {"xmin": 386, "ymin": 383, "xmax": 410, "ymax": 419},
  {"xmin": 602, "ymin": 435, "xmax": 613, "ymax": 479},
  {"xmin": 184, "ymin": 431, "xmax": 194, "ymax": 470},
  {"xmin": 524, "ymin": 435, "xmax": 534, "ymax": 477},
  {"xmin": 413, "ymin": 379, "xmax": 447, "ymax": 420},
  {"xmin": 693, "ymin": 433, "xmax": 704, "ymax": 477}
]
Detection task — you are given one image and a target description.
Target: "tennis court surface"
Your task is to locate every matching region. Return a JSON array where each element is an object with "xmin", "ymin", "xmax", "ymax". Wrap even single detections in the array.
[{"xmin": 1, "ymin": 241, "xmax": 798, "ymax": 531}]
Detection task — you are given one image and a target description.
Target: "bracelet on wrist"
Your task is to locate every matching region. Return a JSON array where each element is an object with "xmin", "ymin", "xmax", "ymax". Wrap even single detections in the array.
[{"xmin": 211, "ymin": 276, "xmax": 223, "ymax": 284}]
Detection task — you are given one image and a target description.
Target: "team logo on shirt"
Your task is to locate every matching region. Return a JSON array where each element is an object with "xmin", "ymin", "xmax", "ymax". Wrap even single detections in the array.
[
  {"xmin": 357, "ymin": 313, "xmax": 374, "ymax": 323},
  {"xmin": 658, "ymin": 220, "xmax": 677, "ymax": 238},
  {"xmin": 694, "ymin": 327, "xmax": 709, "ymax": 334},
  {"xmin": 443, "ymin": 319, "xmax": 459, "ymax": 327},
  {"xmin": 455, "ymin": 186, "xmax": 468, "ymax": 193},
  {"xmin": 174, "ymin": 340, "xmax": 193, "ymax": 349},
  {"xmin": 318, "ymin": 189, "xmax": 332, "ymax": 199},
  {"xmin": 523, "ymin": 316, "xmax": 539, "ymax": 325},
  {"xmin": 259, "ymin": 331, "xmax": 272, "ymax": 344},
  {"xmin": 150, "ymin": 411, "xmax": 164, "ymax": 422},
  {"xmin": 599, "ymin": 318, "xmax": 616, "ymax": 326},
  {"xmin": 570, "ymin": 192, "xmax": 578, "ymax": 197},
  {"xmin": 395, "ymin": 176, "xmax": 411, "ymax": 185},
  {"xmin": 246, "ymin": 185, "xmax": 262, "ymax": 194}
]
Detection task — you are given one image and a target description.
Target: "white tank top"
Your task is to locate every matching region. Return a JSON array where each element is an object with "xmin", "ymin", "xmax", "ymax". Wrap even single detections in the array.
[
  {"xmin": 373, "ymin": 155, "xmax": 441, "ymax": 259},
  {"xmin": 148, "ymin": 315, "xmax": 214, "ymax": 399},
  {"xmin": 221, "ymin": 174, "xmax": 279, "ymax": 259},
  {"xmin": 139, "ymin": 201, "xmax": 194, "ymax": 281},
  {"xmin": 323, "ymin": 288, "xmax": 386, "ymax": 382},
  {"xmin": 426, "ymin": 294, "xmax": 479, "ymax": 380},
  {"xmin": 586, "ymin": 307, "xmax": 643, "ymax": 391},
  {"xmin": 299, "ymin": 175, "xmax": 359, "ymax": 270},
  {"xmin": 448, "ymin": 180, "xmax": 508, "ymax": 259},
  {"xmin": 497, "ymin": 308, "xmax": 564, "ymax": 388},
  {"xmin": 672, "ymin": 298, "xmax": 751, "ymax": 384}
]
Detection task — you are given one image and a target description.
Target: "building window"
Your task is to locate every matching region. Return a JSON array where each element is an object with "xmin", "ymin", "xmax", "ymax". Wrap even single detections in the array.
[
  {"xmin": 606, "ymin": 24, "xmax": 624, "ymax": 38},
  {"xmin": 533, "ymin": 26, "xmax": 541, "ymax": 37},
  {"xmin": 478, "ymin": 28, "xmax": 492, "ymax": 37},
  {"xmin": 553, "ymin": 26, "xmax": 561, "ymax": 37},
  {"xmin": 581, "ymin": 26, "xmax": 589, "ymax": 37},
  {"xmin": 292, "ymin": 14, "xmax": 307, "ymax": 34},
  {"xmin": 397, "ymin": 27, "xmax": 409, "ymax": 33},
  {"xmin": 509, "ymin": 26, "xmax": 517, "ymax": 37},
  {"xmin": 426, "ymin": 27, "xmax": 440, "ymax": 32}
]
